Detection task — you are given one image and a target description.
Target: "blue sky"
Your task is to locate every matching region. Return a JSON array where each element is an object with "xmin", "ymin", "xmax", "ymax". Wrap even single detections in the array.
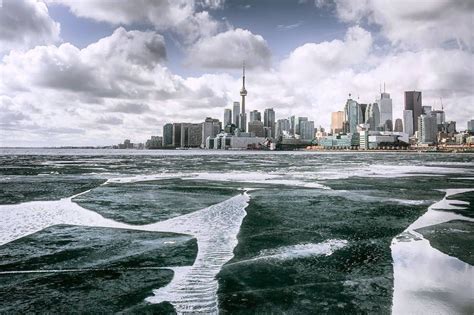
[{"xmin": 0, "ymin": 0, "xmax": 472, "ymax": 146}]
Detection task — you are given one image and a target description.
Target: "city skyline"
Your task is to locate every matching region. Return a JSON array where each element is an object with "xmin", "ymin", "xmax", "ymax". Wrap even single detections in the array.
[{"xmin": 0, "ymin": 0, "xmax": 473, "ymax": 146}]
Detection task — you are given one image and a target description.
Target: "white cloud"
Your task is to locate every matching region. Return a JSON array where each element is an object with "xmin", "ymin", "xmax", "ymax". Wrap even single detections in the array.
[
  {"xmin": 187, "ymin": 28, "xmax": 271, "ymax": 68},
  {"xmin": 333, "ymin": 0, "xmax": 474, "ymax": 49},
  {"xmin": 0, "ymin": 0, "xmax": 60, "ymax": 53},
  {"xmin": 47, "ymin": 0, "xmax": 222, "ymax": 44}
]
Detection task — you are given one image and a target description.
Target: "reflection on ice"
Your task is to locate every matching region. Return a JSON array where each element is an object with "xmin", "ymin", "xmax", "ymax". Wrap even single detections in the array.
[{"xmin": 391, "ymin": 189, "xmax": 474, "ymax": 314}]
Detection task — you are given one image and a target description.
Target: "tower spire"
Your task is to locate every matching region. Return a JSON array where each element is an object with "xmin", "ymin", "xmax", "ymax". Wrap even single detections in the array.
[{"xmin": 242, "ymin": 61, "xmax": 246, "ymax": 88}]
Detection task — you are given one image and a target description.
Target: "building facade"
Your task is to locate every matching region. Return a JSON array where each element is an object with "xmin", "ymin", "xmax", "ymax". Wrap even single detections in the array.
[
  {"xmin": 418, "ymin": 114, "xmax": 437, "ymax": 144},
  {"xmin": 202, "ymin": 117, "xmax": 221, "ymax": 148},
  {"xmin": 405, "ymin": 91, "xmax": 422, "ymax": 132},
  {"xmin": 162, "ymin": 123, "xmax": 173, "ymax": 147},
  {"xmin": 331, "ymin": 111, "xmax": 344, "ymax": 134},
  {"xmin": 394, "ymin": 118, "xmax": 403, "ymax": 132},
  {"xmin": 248, "ymin": 120, "xmax": 265, "ymax": 137},
  {"xmin": 264, "ymin": 108, "xmax": 276, "ymax": 138},
  {"xmin": 224, "ymin": 109, "xmax": 232, "ymax": 127},
  {"xmin": 403, "ymin": 110, "xmax": 414, "ymax": 136},
  {"xmin": 299, "ymin": 120, "xmax": 315, "ymax": 140},
  {"xmin": 377, "ymin": 92, "xmax": 393, "ymax": 130},
  {"xmin": 250, "ymin": 110, "xmax": 261, "ymax": 122}
]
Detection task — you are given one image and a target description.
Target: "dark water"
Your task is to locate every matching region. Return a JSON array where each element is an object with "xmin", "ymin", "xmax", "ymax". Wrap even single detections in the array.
[{"xmin": 0, "ymin": 149, "xmax": 472, "ymax": 314}]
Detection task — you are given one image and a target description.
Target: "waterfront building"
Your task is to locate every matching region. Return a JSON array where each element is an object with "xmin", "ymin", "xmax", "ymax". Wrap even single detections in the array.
[
  {"xmin": 202, "ymin": 117, "xmax": 221, "ymax": 148},
  {"xmin": 297, "ymin": 117, "xmax": 308, "ymax": 136},
  {"xmin": 180, "ymin": 123, "xmax": 202, "ymax": 147},
  {"xmin": 264, "ymin": 108, "xmax": 276, "ymax": 138},
  {"xmin": 232, "ymin": 102, "xmax": 240, "ymax": 128},
  {"xmin": 162, "ymin": 123, "xmax": 173, "ymax": 147},
  {"xmin": 468, "ymin": 119, "xmax": 474, "ymax": 132},
  {"xmin": 248, "ymin": 120, "xmax": 265, "ymax": 137},
  {"xmin": 319, "ymin": 133, "xmax": 359, "ymax": 149},
  {"xmin": 315, "ymin": 126, "xmax": 327, "ymax": 140},
  {"xmin": 276, "ymin": 118, "xmax": 290, "ymax": 137},
  {"xmin": 289, "ymin": 115, "xmax": 297, "ymax": 135},
  {"xmin": 239, "ymin": 63, "xmax": 247, "ymax": 132},
  {"xmin": 172, "ymin": 123, "xmax": 182, "ymax": 147},
  {"xmin": 331, "ymin": 111, "xmax": 344, "ymax": 134},
  {"xmin": 207, "ymin": 132, "xmax": 265, "ymax": 150},
  {"xmin": 146, "ymin": 136, "xmax": 162, "ymax": 149},
  {"xmin": 394, "ymin": 118, "xmax": 403, "ymax": 132},
  {"xmin": 367, "ymin": 103, "xmax": 380, "ymax": 131},
  {"xmin": 377, "ymin": 89, "xmax": 393, "ymax": 130},
  {"xmin": 299, "ymin": 120, "xmax": 315, "ymax": 140},
  {"xmin": 224, "ymin": 109, "xmax": 232, "ymax": 127},
  {"xmin": 403, "ymin": 110, "xmax": 414, "ymax": 136},
  {"xmin": 405, "ymin": 91, "xmax": 422, "ymax": 132},
  {"xmin": 418, "ymin": 114, "xmax": 437, "ymax": 144},
  {"xmin": 250, "ymin": 110, "xmax": 261, "ymax": 122},
  {"xmin": 344, "ymin": 97, "xmax": 360, "ymax": 134}
]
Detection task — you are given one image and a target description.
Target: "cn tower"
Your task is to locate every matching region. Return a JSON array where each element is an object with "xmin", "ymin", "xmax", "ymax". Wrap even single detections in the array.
[{"xmin": 239, "ymin": 61, "xmax": 247, "ymax": 132}]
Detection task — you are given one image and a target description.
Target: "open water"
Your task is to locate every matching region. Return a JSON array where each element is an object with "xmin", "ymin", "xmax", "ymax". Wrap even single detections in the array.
[{"xmin": 0, "ymin": 149, "xmax": 472, "ymax": 314}]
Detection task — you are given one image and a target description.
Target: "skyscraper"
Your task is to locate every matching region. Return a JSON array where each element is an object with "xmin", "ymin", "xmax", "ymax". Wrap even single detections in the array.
[
  {"xmin": 297, "ymin": 116, "xmax": 308, "ymax": 136},
  {"xmin": 248, "ymin": 120, "xmax": 264, "ymax": 137},
  {"xmin": 359, "ymin": 103, "xmax": 368, "ymax": 124},
  {"xmin": 377, "ymin": 90, "xmax": 393, "ymax": 130},
  {"xmin": 344, "ymin": 97, "xmax": 360, "ymax": 134},
  {"xmin": 232, "ymin": 102, "xmax": 240, "ymax": 128},
  {"xmin": 202, "ymin": 117, "xmax": 221, "ymax": 147},
  {"xmin": 468, "ymin": 120, "xmax": 474, "ymax": 132},
  {"xmin": 172, "ymin": 123, "xmax": 182, "ymax": 147},
  {"xmin": 367, "ymin": 103, "xmax": 380, "ymax": 131},
  {"xmin": 405, "ymin": 91, "xmax": 422, "ymax": 132},
  {"xmin": 239, "ymin": 62, "xmax": 247, "ymax": 132},
  {"xmin": 250, "ymin": 110, "xmax": 261, "ymax": 122},
  {"xmin": 224, "ymin": 109, "xmax": 232, "ymax": 127},
  {"xmin": 264, "ymin": 108, "xmax": 276, "ymax": 137},
  {"xmin": 331, "ymin": 111, "xmax": 344, "ymax": 134},
  {"xmin": 403, "ymin": 110, "xmax": 414, "ymax": 136},
  {"xmin": 276, "ymin": 118, "xmax": 290, "ymax": 137},
  {"xmin": 162, "ymin": 123, "xmax": 173, "ymax": 147},
  {"xmin": 394, "ymin": 118, "xmax": 403, "ymax": 132},
  {"xmin": 418, "ymin": 114, "xmax": 437, "ymax": 144},
  {"xmin": 299, "ymin": 120, "xmax": 315, "ymax": 140}
]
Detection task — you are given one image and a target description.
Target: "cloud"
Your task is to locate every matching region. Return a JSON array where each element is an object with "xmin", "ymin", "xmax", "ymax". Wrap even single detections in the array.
[
  {"xmin": 187, "ymin": 28, "xmax": 271, "ymax": 68},
  {"xmin": 110, "ymin": 103, "xmax": 150, "ymax": 114},
  {"xmin": 0, "ymin": 0, "xmax": 60, "ymax": 53},
  {"xmin": 96, "ymin": 116, "xmax": 123, "ymax": 125},
  {"xmin": 47, "ymin": 0, "xmax": 222, "ymax": 44},
  {"xmin": 281, "ymin": 25, "xmax": 373, "ymax": 82},
  {"xmin": 332, "ymin": 0, "xmax": 474, "ymax": 49},
  {"xmin": 1, "ymin": 27, "xmax": 171, "ymax": 99}
]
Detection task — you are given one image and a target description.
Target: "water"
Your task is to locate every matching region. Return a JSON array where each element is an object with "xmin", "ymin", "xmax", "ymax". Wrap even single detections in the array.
[{"xmin": 0, "ymin": 149, "xmax": 473, "ymax": 314}]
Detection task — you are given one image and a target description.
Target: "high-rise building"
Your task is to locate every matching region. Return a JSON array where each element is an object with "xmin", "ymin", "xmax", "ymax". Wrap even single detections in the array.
[
  {"xmin": 239, "ymin": 62, "xmax": 247, "ymax": 132},
  {"xmin": 276, "ymin": 118, "xmax": 290, "ymax": 137},
  {"xmin": 377, "ymin": 90, "xmax": 393, "ymax": 130},
  {"xmin": 172, "ymin": 123, "xmax": 182, "ymax": 147},
  {"xmin": 289, "ymin": 115, "xmax": 297, "ymax": 135},
  {"xmin": 297, "ymin": 117, "xmax": 308, "ymax": 136},
  {"xmin": 468, "ymin": 119, "xmax": 474, "ymax": 132},
  {"xmin": 418, "ymin": 114, "xmax": 437, "ymax": 144},
  {"xmin": 224, "ymin": 109, "xmax": 232, "ymax": 127},
  {"xmin": 248, "ymin": 120, "xmax": 265, "ymax": 137},
  {"xmin": 162, "ymin": 123, "xmax": 173, "ymax": 147},
  {"xmin": 299, "ymin": 120, "xmax": 315, "ymax": 140},
  {"xmin": 250, "ymin": 110, "xmax": 261, "ymax": 122},
  {"xmin": 431, "ymin": 110, "xmax": 445, "ymax": 125},
  {"xmin": 405, "ymin": 91, "xmax": 422, "ymax": 132},
  {"xmin": 394, "ymin": 118, "xmax": 403, "ymax": 132},
  {"xmin": 359, "ymin": 103, "xmax": 368, "ymax": 124},
  {"xmin": 344, "ymin": 97, "xmax": 360, "ymax": 133},
  {"xmin": 180, "ymin": 123, "xmax": 202, "ymax": 147},
  {"xmin": 367, "ymin": 103, "xmax": 380, "ymax": 131},
  {"xmin": 403, "ymin": 110, "xmax": 414, "ymax": 136},
  {"xmin": 202, "ymin": 117, "xmax": 221, "ymax": 147},
  {"xmin": 331, "ymin": 111, "xmax": 344, "ymax": 134},
  {"xmin": 264, "ymin": 108, "xmax": 276, "ymax": 138},
  {"xmin": 232, "ymin": 102, "xmax": 240, "ymax": 128}
]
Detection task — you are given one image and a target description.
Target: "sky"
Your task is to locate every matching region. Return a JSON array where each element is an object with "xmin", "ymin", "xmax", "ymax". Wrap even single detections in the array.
[{"xmin": 0, "ymin": 0, "xmax": 473, "ymax": 147}]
